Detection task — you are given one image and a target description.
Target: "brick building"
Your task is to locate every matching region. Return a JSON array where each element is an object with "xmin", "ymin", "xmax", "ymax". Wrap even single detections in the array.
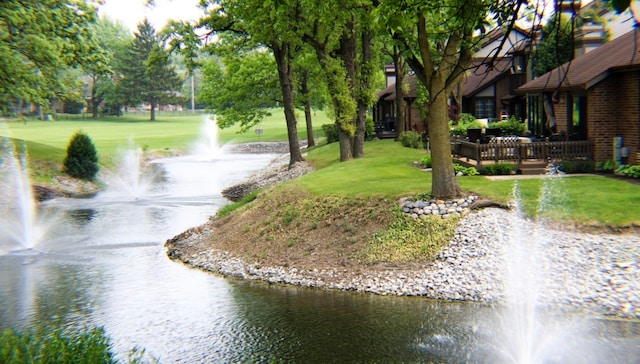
[{"xmin": 517, "ymin": 29, "xmax": 640, "ymax": 164}]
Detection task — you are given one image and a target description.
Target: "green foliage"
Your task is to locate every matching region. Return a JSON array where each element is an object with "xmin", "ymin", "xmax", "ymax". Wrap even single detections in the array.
[
  {"xmin": 116, "ymin": 19, "xmax": 182, "ymax": 120},
  {"xmin": 453, "ymin": 163, "xmax": 479, "ymax": 176},
  {"xmin": 616, "ymin": 164, "xmax": 640, "ymax": 179},
  {"xmin": 595, "ymin": 160, "xmax": 618, "ymax": 173},
  {"xmin": 531, "ymin": 13, "xmax": 574, "ymax": 76},
  {"xmin": 198, "ymin": 53, "xmax": 279, "ymax": 132},
  {"xmin": 489, "ymin": 117, "xmax": 527, "ymax": 136},
  {"xmin": 217, "ymin": 190, "xmax": 260, "ymax": 218},
  {"xmin": 419, "ymin": 154, "xmax": 432, "ymax": 168},
  {"xmin": 558, "ymin": 160, "xmax": 595, "ymax": 174},
  {"xmin": 365, "ymin": 116, "xmax": 375, "ymax": 141},
  {"xmin": 481, "ymin": 163, "xmax": 515, "ymax": 176},
  {"xmin": 0, "ymin": 0, "xmax": 105, "ymax": 114},
  {"xmin": 321, "ymin": 124, "xmax": 339, "ymax": 144},
  {"xmin": 399, "ymin": 131, "xmax": 422, "ymax": 149},
  {"xmin": 362, "ymin": 209, "xmax": 458, "ymax": 263},
  {"xmin": 0, "ymin": 326, "xmax": 115, "ymax": 364},
  {"xmin": 449, "ymin": 113, "xmax": 484, "ymax": 137},
  {"xmin": 63, "ymin": 130, "xmax": 99, "ymax": 180}
]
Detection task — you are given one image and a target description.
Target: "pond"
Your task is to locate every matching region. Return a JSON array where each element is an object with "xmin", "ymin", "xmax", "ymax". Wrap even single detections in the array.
[{"xmin": 0, "ymin": 148, "xmax": 638, "ymax": 363}]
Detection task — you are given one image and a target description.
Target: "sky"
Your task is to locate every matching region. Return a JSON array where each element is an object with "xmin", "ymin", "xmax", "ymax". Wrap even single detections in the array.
[{"xmin": 98, "ymin": 0, "xmax": 203, "ymax": 32}]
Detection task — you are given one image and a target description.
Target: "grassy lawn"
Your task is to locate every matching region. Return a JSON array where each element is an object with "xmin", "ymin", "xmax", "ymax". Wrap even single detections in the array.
[
  {"xmin": 3, "ymin": 109, "xmax": 640, "ymax": 227},
  {"xmin": 1, "ymin": 109, "xmax": 329, "ymax": 180},
  {"xmin": 296, "ymin": 139, "xmax": 640, "ymax": 227}
]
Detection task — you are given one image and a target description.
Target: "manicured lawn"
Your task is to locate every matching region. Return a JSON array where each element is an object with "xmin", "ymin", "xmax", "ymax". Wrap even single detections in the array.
[
  {"xmin": 4, "ymin": 110, "xmax": 639, "ymax": 226},
  {"xmin": 2, "ymin": 109, "xmax": 329, "ymax": 166},
  {"xmin": 296, "ymin": 140, "xmax": 640, "ymax": 226}
]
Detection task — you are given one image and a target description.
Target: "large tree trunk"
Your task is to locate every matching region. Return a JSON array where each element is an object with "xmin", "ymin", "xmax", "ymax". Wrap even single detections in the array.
[
  {"xmin": 339, "ymin": 20, "xmax": 362, "ymax": 159},
  {"xmin": 353, "ymin": 24, "xmax": 372, "ymax": 158},
  {"xmin": 429, "ymin": 77, "xmax": 461, "ymax": 199},
  {"xmin": 273, "ymin": 43, "xmax": 304, "ymax": 167}
]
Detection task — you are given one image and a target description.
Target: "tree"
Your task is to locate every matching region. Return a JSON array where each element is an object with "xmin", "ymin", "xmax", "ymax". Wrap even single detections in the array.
[
  {"xmin": 172, "ymin": 0, "xmax": 306, "ymax": 166},
  {"xmin": 376, "ymin": 0, "xmax": 527, "ymax": 199},
  {"xmin": 117, "ymin": 19, "xmax": 182, "ymax": 121},
  {"xmin": 301, "ymin": 0, "xmax": 380, "ymax": 161},
  {"xmin": 86, "ymin": 18, "xmax": 132, "ymax": 118},
  {"xmin": 0, "ymin": 0, "xmax": 103, "ymax": 115},
  {"xmin": 64, "ymin": 131, "xmax": 99, "ymax": 181},
  {"xmin": 531, "ymin": 12, "xmax": 575, "ymax": 77},
  {"xmin": 293, "ymin": 51, "xmax": 328, "ymax": 149},
  {"xmin": 198, "ymin": 51, "xmax": 281, "ymax": 131}
]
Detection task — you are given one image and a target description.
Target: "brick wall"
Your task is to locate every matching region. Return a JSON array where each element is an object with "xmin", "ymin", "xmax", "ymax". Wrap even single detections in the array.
[
  {"xmin": 588, "ymin": 71, "xmax": 640, "ymax": 163},
  {"xmin": 555, "ymin": 93, "xmax": 570, "ymax": 134}
]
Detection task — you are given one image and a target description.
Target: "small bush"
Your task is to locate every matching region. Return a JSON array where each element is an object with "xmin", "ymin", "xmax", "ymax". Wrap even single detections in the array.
[
  {"xmin": 321, "ymin": 124, "xmax": 339, "ymax": 144},
  {"xmin": 558, "ymin": 160, "xmax": 594, "ymax": 174},
  {"xmin": 481, "ymin": 163, "xmax": 515, "ymax": 175},
  {"xmin": 489, "ymin": 117, "xmax": 527, "ymax": 136},
  {"xmin": 0, "ymin": 326, "xmax": 115, "ymax": 364},
  {"xmin": 449, "ymin": 113, "xmax": 484, "ymax": 137},
  {"xmin": 419, "ymin": 154, "xmax": 432, "ymax": 168},
  {"xmin": 453, "ymin": 163, "xmax": 479, "ymax": 176},
  {"xmin": 399, "ymin": 131, "xmax": 421, "ymax": 149},
  {"xmin": 616, "ymin": 164, "xmax": 640, "ymax": 179},
  {"xmin": 595, "ymin": 160, "xmax": 617, "ymax": 173},
  {"xmin": 365, "ymin": 116, "xmax": 375, "ymax": 141},
  {"xmin": 63, "ymin": 130, "xmax": 99, "ymax": 181}
]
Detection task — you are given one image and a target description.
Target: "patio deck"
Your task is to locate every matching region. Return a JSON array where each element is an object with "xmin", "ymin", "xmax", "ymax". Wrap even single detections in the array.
[{"xmin": 451, "ymin": 137, "xmax": 593, "ymax": 175}]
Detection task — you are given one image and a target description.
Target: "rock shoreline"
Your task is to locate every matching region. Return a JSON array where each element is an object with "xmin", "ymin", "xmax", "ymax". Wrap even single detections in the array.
[
  {"xmin": 162, "ymin": 144, "xmax": 639, "ymax": 320},
  {"xmin": 166, "ymin": 207, "xmax": 639, "ymax": 319}
]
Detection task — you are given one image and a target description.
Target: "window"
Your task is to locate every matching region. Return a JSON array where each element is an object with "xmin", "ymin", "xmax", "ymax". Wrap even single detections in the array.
[{"xmin": 475, "ymin": 98, "xmax": 495, "ymax": 119}]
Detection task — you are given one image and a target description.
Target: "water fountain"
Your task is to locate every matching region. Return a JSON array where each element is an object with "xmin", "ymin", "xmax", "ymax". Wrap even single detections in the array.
[
  {"xmin": 0, "ymin": 138, "xmax": 50, "ymax": 254},
  {"xmin": 479, "ymin": 177, "xmax": 607, "ymax": 364},
  {"xmin": 190, "ymin": 115, "xmax": 226, "ymax": 160},
  {"xmin": 100, "ymin": 142, "xmax": 161, "ymax": 201}
]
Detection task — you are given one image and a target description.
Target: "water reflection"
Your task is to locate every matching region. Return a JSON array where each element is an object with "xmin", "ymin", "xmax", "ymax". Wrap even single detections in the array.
[
  {"xmin": 0, "ymin": 153, "xmax": 638, "ymax": 363},
  {"xmin": 223, "ymin": 281, "xmax": 486, "ymax": 363}
]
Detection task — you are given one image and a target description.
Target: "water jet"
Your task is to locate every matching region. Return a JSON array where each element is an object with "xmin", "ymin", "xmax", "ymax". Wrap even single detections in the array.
[{"xmin": 0, "ymin": 138, "xmax": 53, "ymax": 253}]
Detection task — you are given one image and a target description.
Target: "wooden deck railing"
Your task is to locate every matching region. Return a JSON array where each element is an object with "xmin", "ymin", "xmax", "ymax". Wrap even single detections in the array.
[{"xmin": 451, "ymin": 138, "xmax": 593, "ymax": 168}]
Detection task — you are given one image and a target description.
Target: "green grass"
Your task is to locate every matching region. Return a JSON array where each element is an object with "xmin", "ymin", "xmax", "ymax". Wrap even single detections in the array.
[
  {"xmin": 4, "ymin": 109, "xmax": 640, "ymax": 226},
  {"xmin": 294, "ymin": 139, "xmax": 640, "ymax": 227},
  {"xmin": 295, "ymin": 139, "xmax": 431, "ymax": 197},
  {"xmin": 2, "ymin": 109, "xmax": 330, "ymax": 181}
]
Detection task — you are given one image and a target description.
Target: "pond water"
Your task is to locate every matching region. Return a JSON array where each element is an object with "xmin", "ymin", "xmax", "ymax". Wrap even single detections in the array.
[{"xmin": 0, "ymin": 152, "xmax": 639, "ymax": 363}]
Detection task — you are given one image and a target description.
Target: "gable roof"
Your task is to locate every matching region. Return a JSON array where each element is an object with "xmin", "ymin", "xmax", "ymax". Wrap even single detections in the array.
[
  {"xmin": 462, "ymin": 57, "xmax": 513, "ymax": 97},
  {"xmin": 517, "ymin": 28, "xmax": 640, "ymax": 93},
  {"xmin": 376, "ymin": 74, "xmax": 418, "ymax": 101}
]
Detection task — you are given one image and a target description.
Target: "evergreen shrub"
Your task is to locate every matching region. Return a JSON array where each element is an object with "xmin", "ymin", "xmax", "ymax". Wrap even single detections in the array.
[
  {"xmin": 63, "ymin": 130, "xmax": 99, "ymax": 180},
  {"xmin": 399, "ymin": 131, "xmax": 421, "ymax": 149},
  {"xmin": 321, "ymin": 124, "xmax": 339, "ymax": 144},
  {"xmin": 558, "ymin": 160, "xmax": 594, "ymax": 174},
  {"xmin": 481, "ymin": 163, "xmax": 515, "ymax": 175}
]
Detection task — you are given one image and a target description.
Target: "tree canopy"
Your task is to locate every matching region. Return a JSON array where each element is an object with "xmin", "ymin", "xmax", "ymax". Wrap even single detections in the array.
[
  {"xmin": 0, "ymin": 0, "xmax": 104, "ymax": 115},
  {"xmin": 117, "ymin": 19, "xmax": 182, "ymax": 121}
]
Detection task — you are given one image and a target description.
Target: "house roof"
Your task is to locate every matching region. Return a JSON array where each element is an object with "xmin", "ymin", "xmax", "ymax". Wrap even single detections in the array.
[
  {"xmin": 517, "ymin": 28, "xmax": 640, "ymax": 93},
  {"xmin": 376, "ymin": 74, "xmax": 418, "ymax": 101},
  {"xmin": 462, "ymin": 57, "xmax": 513, "ymax": 97}
]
